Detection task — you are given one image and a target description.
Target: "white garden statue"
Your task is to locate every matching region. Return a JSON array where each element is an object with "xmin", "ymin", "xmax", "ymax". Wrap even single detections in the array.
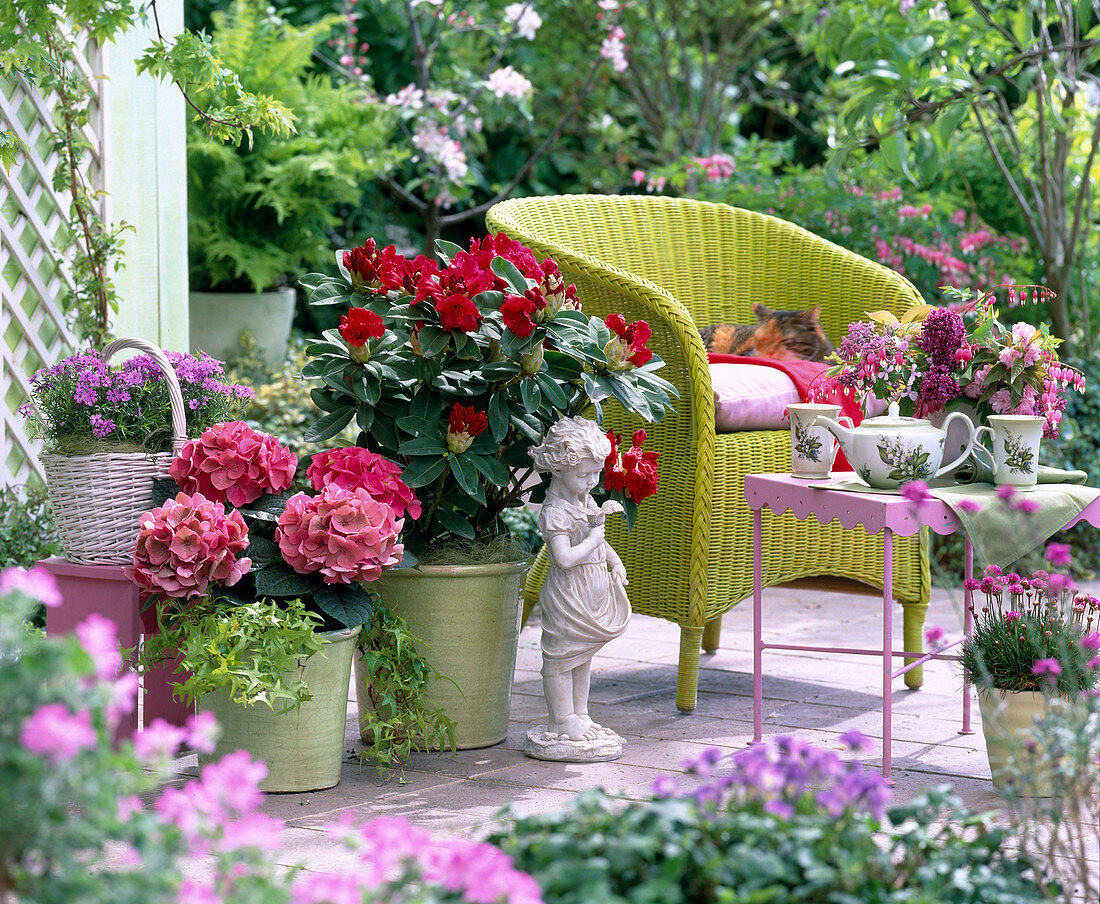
[{"xmin": 524, "ymin": 416, "xmax": 631, "ymax": 762}]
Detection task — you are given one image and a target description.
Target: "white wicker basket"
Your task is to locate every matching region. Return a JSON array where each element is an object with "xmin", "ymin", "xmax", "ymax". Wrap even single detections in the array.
[{"xmin": 40, "ymin": 338, "xmax": 187, "ymax": 566}]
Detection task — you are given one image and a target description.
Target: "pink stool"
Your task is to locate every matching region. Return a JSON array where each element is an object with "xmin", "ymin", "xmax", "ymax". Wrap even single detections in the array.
[{"xmin": 40, "ymin": 557, "xmax": 192, "ymax": 737}]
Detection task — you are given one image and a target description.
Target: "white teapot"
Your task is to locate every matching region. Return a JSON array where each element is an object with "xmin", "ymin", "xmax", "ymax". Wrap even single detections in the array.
[{"xmin": 813, "ymin": 402, "xmax": 977, "ymax": 490}]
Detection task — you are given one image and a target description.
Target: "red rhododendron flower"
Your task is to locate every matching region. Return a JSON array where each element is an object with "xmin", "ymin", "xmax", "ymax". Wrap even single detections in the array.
[
  {"xmin": 339, "ymin": 308, "xmax": 386, "ymax": 346},
  {"xmin": 605, "ymin": 313, "xmax": 628, "ymax": 337},
  {"xmin": 466, "ymin": 234, "xmax": 544, "ymax": 288},
  {"xmin": 125, "ymin": 492, "xmax": 251, "ymax": 599},
  {"xmin": 501, "ymin": 288, "xmax": 547, "ymax": 338},
  {"xmin": 415, "ymin": 255, "xmax": 496, "ymax": 307},
  {"xmin": 624, "ymin": 320, "xmax": 653, "ymax": 366},
  {"xmin": 622, "ymin": 438, "xmax": 660, "ymax": 502},
  {"xmin": 170, "ymin": 421, "xmax": 297, "ymax": 508},
  {"xmin": 343, "ymin": 239, "xmax": 408, "ymax": 292},
  {"xmin": 380, "ymin": 253, "xmax": 439, "ymax": 296},
  {"xmin": 603, "ymin": 430, "xmax": 626, "ymax": 492},
  {"xmin": 307, "ymin": 447, "xmax": 421, "ymax": 520},
  {"xmin": 447, "ymin": 404, "xmax": 489, "ymax": 454},
  {"xmin": 276, "ymin": 485, "xmax": 404, "ymax": 584},
  {"xmin": 436, "ymin": 293, "xmax": 483, "ymax": 333}
]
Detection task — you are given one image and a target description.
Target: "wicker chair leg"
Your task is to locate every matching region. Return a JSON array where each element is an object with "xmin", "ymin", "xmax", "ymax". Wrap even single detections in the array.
[
  {"xmin": 901, "ymin": 600, "xmax": 929, "ymax": 689},
  {"xmin": 701, "ymin": 615, "xmax": 722, "ymax": 654},
  {"xmin": 676, "ymin": 626, "xmax": 704, "ymax": 712}
]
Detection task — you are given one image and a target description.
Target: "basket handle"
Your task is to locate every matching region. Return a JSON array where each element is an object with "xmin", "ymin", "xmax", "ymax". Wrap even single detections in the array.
[{"xmin": 101, "ymin": 337, "xmax": 188, "ymax": 454}]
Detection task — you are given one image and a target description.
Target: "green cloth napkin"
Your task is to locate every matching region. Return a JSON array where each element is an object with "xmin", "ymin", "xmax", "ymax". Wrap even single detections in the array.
[{"xmin": 813, "ymin": 468, "xmax": 1098, "ymax": 568}]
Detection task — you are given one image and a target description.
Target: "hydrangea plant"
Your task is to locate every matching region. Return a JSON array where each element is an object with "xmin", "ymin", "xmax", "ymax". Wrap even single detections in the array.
[{"xmin": 300, "ymin": 234, "xmax": 677, "ymax": 554}]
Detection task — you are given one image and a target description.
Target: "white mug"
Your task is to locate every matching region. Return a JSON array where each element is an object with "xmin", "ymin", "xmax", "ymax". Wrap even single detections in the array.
[
  {"xmin": 974, "ymin": 415, "xmax": 1045, "ymax": 489},
  {"xmin": 787, "ymin": 403, "xmax": 853, "ymax": 479}
]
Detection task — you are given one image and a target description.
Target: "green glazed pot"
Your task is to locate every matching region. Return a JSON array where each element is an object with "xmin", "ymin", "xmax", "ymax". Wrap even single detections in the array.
[
  {"xmin": 360, "ymin": 561, "xmax": 529, "ymax": 749},
  {"xmin": 199, "ymin": 626, "xmax": 359, "ymax": 793},
  {"xmin": 189, "ymin": 287, "xmax": 296, "ymax": 367},
  {"xmin": 977, "ymin": 687, "xmax": 1056, "ymax": 797}
]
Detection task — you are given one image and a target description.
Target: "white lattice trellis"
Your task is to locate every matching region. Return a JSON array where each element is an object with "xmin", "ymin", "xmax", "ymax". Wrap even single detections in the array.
[{"xmin": 0, "ymin": 38, "xmax": 103, "ymax": 486}]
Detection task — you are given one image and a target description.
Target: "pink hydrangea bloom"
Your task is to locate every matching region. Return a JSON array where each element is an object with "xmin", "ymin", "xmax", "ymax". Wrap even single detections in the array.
[
  {"xmin": 124, "ymin": 492, "xmax": 252, "ymax": 599},
  {"xmin": 171, "ymin": 421, "xmax": 297, "ymax": 508},
  {"xmin": 276, "ymin": 486, "xmax": 404, "ymax": 584},
  {"xmin": 20, "ymin": 702, "xmax": 97, "ymax": 763},
  {"xmin": 307, "ymin": 447, "xmax": 421, "ymax": 521}
]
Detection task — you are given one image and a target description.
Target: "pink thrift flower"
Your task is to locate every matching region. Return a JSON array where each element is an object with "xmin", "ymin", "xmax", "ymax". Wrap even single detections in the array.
[
  {"xmin": 838, "ymin": 729, "xmax": 873, "ymax": 752},
  {"xmin": 924, "ymin": 625, "xmax": 946, "ymax": 645},
  {"xmin": 995, "ymin": 484, "xmax": 1017, "ymax": 501},
  {"xmin": 957, "ymin": 498, "xmax": 982, "ymax": 513},
  {"xmin": 125, "ymin": 492, "xmax": 251, "ymax": 599},
  {"xmin": 1014, "ymin": 498, "xmax": 1040, "ymax": 514},
  {"xmin": 74, "ymin": 613, "xmax": 122, "ymax": 679},
  {"xmin": 901, "ymin": 480, "xmax": 931, "ymax": 505},
  {"xmin": 1081, "ymin": 632, "xmax": 1100, "ymax": 652},
  {"xmin": 1032, "ymin": 658, "xmax": 1062, "ymax": 679},
  {"xmin": 1045, "ymin": 542, "xmax": 1072, "ymax": 566},
  {"xmin": 276, "ymin": 485, "xmax": 404, "ymax": 584},
  {"xmin": 0, "ymin": 564, "xmax": 62, "ymax": 607},
  {"xmin": 307, "ymin": 447, "xmax": 421, "ymax": 520},
  {"xmin": 171, "ymin": 421, "xmax": 297, "ymax": 508},
  {"xmin": 20, "ymin": 702, "xmax": 97, "ymax": 763}
]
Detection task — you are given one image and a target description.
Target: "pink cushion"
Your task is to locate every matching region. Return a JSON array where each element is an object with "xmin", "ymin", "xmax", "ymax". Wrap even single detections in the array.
[{"xmin": 710, "ymin": 363, "xmax": 800, "ymax": 432}]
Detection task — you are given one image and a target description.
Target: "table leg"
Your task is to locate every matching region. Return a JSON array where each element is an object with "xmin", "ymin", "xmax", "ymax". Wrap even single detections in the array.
[
  {"xmin": 752, "ymin": 508, "xmax": 763, "ymax": 744},
  {"xmin": 882, "ymin": 527, "xmax": 894, "ymax": 784},
  {"xmin": 959, "ymin": 536, "xmax": 975, "ymax": 735}
]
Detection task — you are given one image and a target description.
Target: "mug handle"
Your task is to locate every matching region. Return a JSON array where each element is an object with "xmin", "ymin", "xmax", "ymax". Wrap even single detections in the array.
[
  {"xmin": 973, "ymin": 424, "xmax": 993, "ymax": 461},
  {"xmin": 826, "ymin": 416, "xmax": 854, "ymax": 469},
  {"xmin": 934, "ymin": 411, "xmax": 979, "ymax": 477}
]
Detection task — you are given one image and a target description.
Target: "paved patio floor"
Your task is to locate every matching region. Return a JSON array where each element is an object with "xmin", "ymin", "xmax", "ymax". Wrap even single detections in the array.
[{"xmin": 173, "ymin": 576, "xmax": 1100, "ymax": 891}]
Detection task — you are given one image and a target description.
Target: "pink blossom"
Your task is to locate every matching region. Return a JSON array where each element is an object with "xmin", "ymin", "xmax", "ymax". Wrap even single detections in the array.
[
  {"xmin": 171, "ymin": 421, "xmax": 297, "ymax": 508},
  {"xmin": 0, "ymin": 564, "xmax": 62, "ymax": 607},
  {"xmin": 839, "ymin": 729, "xmax": 873, "ymax": 752},
  {"xmin": 290, "ymin": 872, "xmax": 364, "ymax": 904},
  {"xmin": 1081, "ymin": 631, "xmax": 1100, "ymax": 652},
  {"xmin": 178, "ymin": 879, "xmax": 220, "ymax": 904},
  {"xmin": 20, "ymin": 702, "xmax": 97, "ymax": 763},
  {"xmin": 600, "ymin": 25, "xmax": 628, "ymax": 72},
  {"xmin": 631, "ymin": 169, "xmax": 645, "ymax": 185},
  {"xmin": 385, "ymin": 83, "xmax": 424, "ymax": 109},
  {"xmin": 924, "ymin": 625, "xmax": 946, "ymax": 645},
  {"xmin": 485, "ymin": 65, "xmax": 533, "ymax": 100},
  {"xmin": 307, "ymin": 447, "xmax": 421, "ymax": 520},
  {"xmin": 104, "ymin": 672, "xmax": 139, "ymax": 726},
  {"xmin": 276, "ymin": 485, "xmax": 404, "ymax": 584},
  {"xmin": 74, "ymin": 613, "xmax": 122, "ymax": 679},
  {"xmin": 957, "ymin": 498, "xmax": 982, "ymax": 513},
  {"xmin": 998, "ymin": 345, "xmax": 1022, "ymax": 367},
  {"xmin": 900, "ymin": 480, "xmax": 931, "ymax": 505},
  {"xmin": 1014, "ymin": 498, "xmax": 1040, "ymax": 514},
  {"xmin": 125, "ymin": 492, "xmax": 251, "ymax": 599},
  {"xmin": 186, "ymin": 710, "xmax": 220, "ymax": 754},
  {"xmin": 219, "ymin": 812, "xmax": 284, "ymax": 853},
  {"xmin": 134, "ymin": 718, "xmax": 188, "ymax": 766},
  {"xmin": 412, "ymin": 122, "xmax": 468, "ymax": 185},
  {"xmin": 504, "ymin": 2, "xmax": 541, "ymax": 39},
  {"xmin": 1045, "ymin": 541, "xmax": 1072, "ymax": 566},
  {"xmin": 1031, "ymin": 657, "xmax": 1062, "ymax": 679}
]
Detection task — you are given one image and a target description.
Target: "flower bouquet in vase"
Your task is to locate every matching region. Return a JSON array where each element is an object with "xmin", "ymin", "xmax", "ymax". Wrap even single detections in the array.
[
  {"xmin": 133, "ymin": 421, "xmax": 417, "ymax": 791},
  {"xmin": 297, "ymin": 234, "xmax": 677, "ymax": 747}
]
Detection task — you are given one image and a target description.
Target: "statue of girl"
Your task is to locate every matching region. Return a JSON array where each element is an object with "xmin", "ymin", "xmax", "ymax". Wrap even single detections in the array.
[{"xmin": 526, "ymin": 415, "xmax": 630, "ymax": 758}]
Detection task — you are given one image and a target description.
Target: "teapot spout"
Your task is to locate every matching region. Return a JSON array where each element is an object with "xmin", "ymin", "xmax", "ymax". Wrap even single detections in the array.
[{"xmin": 812, "ymin": 414, "xmax": 854, "ymax": 447}]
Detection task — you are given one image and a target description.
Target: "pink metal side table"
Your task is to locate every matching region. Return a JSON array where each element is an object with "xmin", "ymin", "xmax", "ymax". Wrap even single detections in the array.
[{"xmin": 744, "ymin": 472, "xmax": 1100, "ymax": 782}]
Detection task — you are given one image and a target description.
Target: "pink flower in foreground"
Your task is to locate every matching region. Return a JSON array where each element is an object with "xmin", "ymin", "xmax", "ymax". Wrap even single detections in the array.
[
  {"xmin": 307, "ymin": 447, "xmax": 421, "ymax": 520},
  {"xmin": 276, "ymin": 485, "xmax": 404, "ymax": 584},
  {"xmin": 901, "ymin": 480, "xmax": 931, "ymax": 505},
  {"xmin": 186, "ymin": 710, "xmax": 219, "ymax": 754},
  {"xmin": 0, "ymin": 564, "xmax": 62, "ymax": 607},
  {"xmin": 924, "ymin": 625, "xmax": 946, "ymax": 645},
  {"xmin": 1032, "ymin": 658, "xmax": 1062, "ymax": 680},
  {"xmin": 20, "ymin": 702, "xmax": 97, "ymax": 763},
  {"xmin": 125, "ymin": 492, "xmax": 251, "ymax": 599},
  {"xmin": 74, "ymin": 614, "xmax": 122, "ymax": 679},
  {"xmin": 1045, "ymin": 542, "xmax": 1072, "ymax": 566},
  {"xmin": 838, "ymin": 729, "xmax": 873, "ymax": 752},
  {"xmin": 957, "ymin": 499, "xmax": 982, "ymax": 513},
  {"xmin": 133, "ymin": 718, "xmax": 188, "ymax": 767},
  {"xmin": 171, "ymin": 421, "xmax": 297, "ymax": 508}
]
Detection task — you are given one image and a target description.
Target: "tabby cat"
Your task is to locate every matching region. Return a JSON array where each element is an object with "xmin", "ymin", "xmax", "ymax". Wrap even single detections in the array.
[{"xmin": 699, "ymin": 303, "xmax": 834, "ymax": 362}]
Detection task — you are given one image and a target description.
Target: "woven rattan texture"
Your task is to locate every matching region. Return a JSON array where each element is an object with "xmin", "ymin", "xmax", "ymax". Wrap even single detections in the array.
[
  {"xmin": 42, "ymin": 338, "xmax": 187, "ymax": 565},
  {"xmin": 487, "ymin": 195, "xmax": 931, "ymax": 709}
]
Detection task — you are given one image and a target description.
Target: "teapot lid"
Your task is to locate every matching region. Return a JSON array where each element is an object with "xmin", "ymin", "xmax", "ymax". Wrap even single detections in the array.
[{"xmin": 860, "ymin": 400, "xmax": 930, "ymax": 429}]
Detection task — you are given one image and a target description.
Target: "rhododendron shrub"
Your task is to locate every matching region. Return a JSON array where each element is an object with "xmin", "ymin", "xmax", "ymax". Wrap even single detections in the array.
[
  {"xmin": 301, "ymin": 234, "xmax": 676, "ymax": 552},
  {"xmin": 170, "ymin": 420, "xmax": 298, "ymax": 507}
]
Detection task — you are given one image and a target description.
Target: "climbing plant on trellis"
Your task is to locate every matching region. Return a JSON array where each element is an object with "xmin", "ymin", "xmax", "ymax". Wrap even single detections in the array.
[{"xmin": 0, "ymin": 39, "xmax": 102, "ymax": 485}]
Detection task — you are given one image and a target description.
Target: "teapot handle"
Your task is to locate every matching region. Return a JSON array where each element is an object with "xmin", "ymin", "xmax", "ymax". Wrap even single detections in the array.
[{"xmin": 934, "ymin": 411, "xmax": 978, "ymax": 478}]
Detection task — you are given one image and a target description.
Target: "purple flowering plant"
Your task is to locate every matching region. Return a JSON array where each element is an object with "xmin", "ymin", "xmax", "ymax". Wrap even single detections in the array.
[
  {"xmin": 813, "ymin": 285, "xmax": 1085, "ymax": 437},
  {"xmin": 959, "ymin": 549, "xmax": 1100, "ymax": 695},
  {"xmin": 21, "ymin": 348, "xmax": 254, "ymax": 453}
]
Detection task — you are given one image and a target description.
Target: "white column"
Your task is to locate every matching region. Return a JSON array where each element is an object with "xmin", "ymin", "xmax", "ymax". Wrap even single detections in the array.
[{"xmin": 101, "ymin": 0, "xmax": 188, "ymax": 350}]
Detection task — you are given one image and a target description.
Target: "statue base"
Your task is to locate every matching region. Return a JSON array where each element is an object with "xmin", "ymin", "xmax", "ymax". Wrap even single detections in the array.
[{"xmin": 523, "ymin": 724, "xmax": 625, "ymax": 762}]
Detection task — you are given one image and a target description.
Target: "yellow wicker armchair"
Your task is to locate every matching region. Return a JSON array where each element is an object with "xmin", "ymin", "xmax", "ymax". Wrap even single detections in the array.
[{"xmin": 486, "ymin": 195, "xmax": 930, "ymax": 712}]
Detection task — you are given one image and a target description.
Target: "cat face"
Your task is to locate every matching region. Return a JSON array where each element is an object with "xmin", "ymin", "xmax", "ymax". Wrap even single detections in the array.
[{"xmin": 751, "ymin": 304, "xmax": 834, "ymax": 362}]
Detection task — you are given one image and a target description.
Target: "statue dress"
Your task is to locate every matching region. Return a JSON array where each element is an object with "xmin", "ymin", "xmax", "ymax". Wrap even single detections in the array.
[{"xmin": 538, "ymin": 489, "xmax": 631, "ymax": 673}]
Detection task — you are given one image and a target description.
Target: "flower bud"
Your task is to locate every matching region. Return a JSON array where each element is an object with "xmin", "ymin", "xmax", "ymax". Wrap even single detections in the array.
[
  {"xmin": 520, "ymin": 341, "xmax": 545, "ymax": 375},
  {"xmin": 348, "ymin": 345, "xmax": 371, "ymax": 364}
]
